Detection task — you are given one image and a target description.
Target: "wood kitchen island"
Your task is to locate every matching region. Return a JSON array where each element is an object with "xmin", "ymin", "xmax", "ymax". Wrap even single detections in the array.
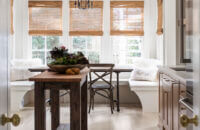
[{"xmin": 29, "ymin": 70, "xmax": 89, "ymax": 130}]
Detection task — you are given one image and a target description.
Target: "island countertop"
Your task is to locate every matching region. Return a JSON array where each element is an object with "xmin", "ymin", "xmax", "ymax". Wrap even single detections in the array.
[{"xmin": 158, "ymin": 66, "xmax": 193, "ymax": 85}]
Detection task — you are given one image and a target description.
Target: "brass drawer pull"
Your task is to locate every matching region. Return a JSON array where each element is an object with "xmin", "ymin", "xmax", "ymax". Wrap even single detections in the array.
[
  {"xmin": 180, "ymin": 115, "xmax": 198, "ymax": 127},
  {"xmin": 180, "ymin": 107, "xmax": 186, "ymax": 110},
  {"xmin": 180, "ymin": 90, "xmax": 185, "ymax": 93}
]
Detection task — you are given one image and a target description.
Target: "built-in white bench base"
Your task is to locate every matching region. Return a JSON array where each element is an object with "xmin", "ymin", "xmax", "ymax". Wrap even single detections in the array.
[
  {"xmin": 128, "ymin": 79, "xmax": 159, "ymax": 113},
  {"xmin": 10, "ymin": 81, "xmax": 34, "ymax": 112},
  {"xmin": 57, "ymin": 124, "xmax": 70, "ymax": 130}
]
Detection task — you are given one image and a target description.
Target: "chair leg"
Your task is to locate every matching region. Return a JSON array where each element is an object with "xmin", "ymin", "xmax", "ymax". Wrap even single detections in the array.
[
  {"xmin": 92, "ymin": 91, "xmax": 95, "ymax": 110},
  {"xmin": 112, "ymin": 90, "xmax": 115, "ymax": 110},
  {"xmin": 88, "ymin": 89, "xmax": 93, "ymax": 113},
  {"xmin": 110, "ymin": 90, "xmax": 113, "ymax": 114}
]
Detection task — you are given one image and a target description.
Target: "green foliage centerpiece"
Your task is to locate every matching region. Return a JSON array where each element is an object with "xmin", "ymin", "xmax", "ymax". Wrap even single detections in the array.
[{"xmin": 48, "ymin": 46, "xmax": 89, "ymax": 74}]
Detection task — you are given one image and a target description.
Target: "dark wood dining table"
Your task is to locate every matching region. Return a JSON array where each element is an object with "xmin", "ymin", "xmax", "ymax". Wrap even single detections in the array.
[
  {"xmin": 29, "ymin": 66, "xmax": 133, "ymax": 112},
  {"xmin": 29, "ymin": 71, "xmax": 89, "ymax": 130}
]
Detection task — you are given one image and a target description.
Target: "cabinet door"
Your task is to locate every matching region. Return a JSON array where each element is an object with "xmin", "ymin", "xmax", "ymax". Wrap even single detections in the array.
[
  {"xmin": 162, "ymin": 77, "xmax": 173, "ymax": 130},
  {"xmin": 159, "ymin": 73, "xmax": 163, "ymax": 126},
  {"xmin": 179, "ymin": 84, "xmax": 187, "ymax": 130},
  {"xmin": 172, "ymin": 83, "xmax": 181, "ymax": 130}
]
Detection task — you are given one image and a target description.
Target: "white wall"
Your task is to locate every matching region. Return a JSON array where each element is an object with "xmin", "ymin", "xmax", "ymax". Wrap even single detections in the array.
[
  {"xmin": 163, "ymin": 0, "xmax": 177, "ymax": 65},
  {"xmin": 156, "ymin": 35, "xmax": 164, "ymax": 62},
  {"xmin": 143, "ymin": 0, "xmax": 157, "ymax": 59},
  {"xmin": 14, "ymin": 0, "xmax": 30, "ymax": 59}
]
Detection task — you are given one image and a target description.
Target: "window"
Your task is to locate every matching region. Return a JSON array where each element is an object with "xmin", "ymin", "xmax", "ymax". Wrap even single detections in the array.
[
  {"xmin": 32, "ymin": 36, "xmax": 61, "ymax": 64},
  {"xmin": 29, "ymin": 1, "xmax": 63, "ymax": 65},
  {"xmin": 111, "ymin": 1, "xmax": 144, "ymax": 64},
  {"xmin": 110, "ymin": 1, "xmax": 144, "ymax": 36},
  {"xmin": 70, "ymin": 36, "xmax": 101, "ymax": 63},
  {"xmin": 112, "ymin": 36, "xmax": 143, "ymax": 64},
  {"xmin": 28, "ymin": 1, "xmax": 146, "ymax": 65},
  {"xmin": 69, "ymin": 1, "xmax": 103, "ymax": 63}
]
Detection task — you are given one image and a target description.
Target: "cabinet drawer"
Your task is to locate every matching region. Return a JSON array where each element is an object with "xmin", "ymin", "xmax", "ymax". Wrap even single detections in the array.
[{"xmin": 162, "ymin": 74, "xmax": 175, "ymax": 82}]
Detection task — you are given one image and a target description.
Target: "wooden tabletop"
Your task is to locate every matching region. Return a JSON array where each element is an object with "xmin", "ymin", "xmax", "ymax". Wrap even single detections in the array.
[
  {"xmin": 29, "ymin": 66, "xmax": 133, "ymax": 73},
  {"xmin": 29, "ymin": 71, "xmax": 88, "ymax": 82}
]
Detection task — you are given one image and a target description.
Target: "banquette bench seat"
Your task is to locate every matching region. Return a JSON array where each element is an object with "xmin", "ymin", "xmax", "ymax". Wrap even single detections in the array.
[
  {"xmin": 10, "ymin": 59, "xmax": 42, "ymax": 112},
  {"xmin": 128, "ymin": 58, "xmax": 161, "ymax": 113}
]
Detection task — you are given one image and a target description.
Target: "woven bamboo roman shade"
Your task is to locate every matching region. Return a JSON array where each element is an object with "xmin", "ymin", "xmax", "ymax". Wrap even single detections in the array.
[
  {"xmin": 69, "ymin": 1, "xmax": 103, "ymax": 36},
  {"xmin": 157, "ymin": 0, "xmax": 163, "ymax": 35},
  {"xmin": 29, "ymin": 1, "xmax": 63, "ymax": 36},
  {"xmin": 110, "ymin": 1, "xmax": 144, "ymax": 36}
]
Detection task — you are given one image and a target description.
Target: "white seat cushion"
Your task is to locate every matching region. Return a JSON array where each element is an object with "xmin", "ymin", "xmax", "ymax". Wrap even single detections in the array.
[
  {"xmin": 10, "ymin": 59, "xmax": 42, "ymax": 67},
  {"xmin": 10, "ymin": 68, "xmax": 40, "ymax": 81},
  {"xmin": 129, "ymin": 79, "xmax": 158, "ymax": 91},
  {"xmin": 10, "ymin": 81, "xmax": 34, "ymax": 91},
  {"xmin": 10, "ymin": 59, "xmax": 42, "ymax": 81}
]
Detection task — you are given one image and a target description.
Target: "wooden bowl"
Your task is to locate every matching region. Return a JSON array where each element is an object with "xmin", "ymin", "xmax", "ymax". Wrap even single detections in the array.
[{"xmin": 47, "ymin": 64, "xmax": 85, "ymax": 73}]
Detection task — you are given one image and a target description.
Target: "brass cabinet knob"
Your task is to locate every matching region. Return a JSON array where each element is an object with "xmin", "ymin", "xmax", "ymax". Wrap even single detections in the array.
[
  {"xmin": 1, "ymin": 114, "xmax": 20, "ymax": 126},
  {"xmin": 180, "ymin": 115, "xmax": 198, "ymax": 127}
]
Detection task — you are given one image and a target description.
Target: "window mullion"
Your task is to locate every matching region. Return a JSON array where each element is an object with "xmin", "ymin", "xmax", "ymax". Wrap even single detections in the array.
[
  {"xmin": 63, "ymin": 0, "xmax": 70, "ymax": 50},
  {"xmin": 44, "ymin": 36, "xmax": 47, "ymax": 65}
]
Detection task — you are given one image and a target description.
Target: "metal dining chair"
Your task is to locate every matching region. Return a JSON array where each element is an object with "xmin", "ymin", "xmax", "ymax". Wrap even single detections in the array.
[{"xmin": 88, "ymin": 64, "xmax": 115, "ymax": 114}]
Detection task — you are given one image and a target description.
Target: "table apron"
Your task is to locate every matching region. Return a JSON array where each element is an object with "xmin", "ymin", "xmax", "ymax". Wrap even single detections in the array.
[{"xmin": 40, "ymin": 81, "xmax": 87, "ymax": 90}]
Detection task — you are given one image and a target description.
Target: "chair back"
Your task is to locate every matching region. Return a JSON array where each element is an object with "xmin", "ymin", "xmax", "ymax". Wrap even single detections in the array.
[{"xmin": 88, "ymin": 64, "xmax": 115, "ymax": 89}]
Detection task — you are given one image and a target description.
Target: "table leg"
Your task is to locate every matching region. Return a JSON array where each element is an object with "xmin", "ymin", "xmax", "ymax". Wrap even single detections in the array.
[
  {"xmin": 116, "ymin": 72, "xmax": 120, "ymax": 112},
  {"xmin": 70, "ymin": 83, "xmax": 81, "ymax": 130},
  {"xmin": 35, "ymin": 82, "xmax": 46, "ymax": 130},
  {"xmin": 50, "ymin": 89, "xmax": 60, "ymax": 130},
  {"xmin": 81, "ymin": 79, "xmax": 88, "ymax": 130}
]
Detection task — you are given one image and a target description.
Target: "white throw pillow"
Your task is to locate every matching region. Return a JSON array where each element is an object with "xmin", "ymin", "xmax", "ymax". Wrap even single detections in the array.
[{"xmin": 130, "ymin": 67, "xmax": 158, "ymax": 82}]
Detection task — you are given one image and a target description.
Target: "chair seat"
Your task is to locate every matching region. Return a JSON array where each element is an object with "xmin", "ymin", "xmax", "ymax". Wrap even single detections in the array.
[{"xmin": 91, "ymin": 84, "xmax": 111, "ymax": 89}]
